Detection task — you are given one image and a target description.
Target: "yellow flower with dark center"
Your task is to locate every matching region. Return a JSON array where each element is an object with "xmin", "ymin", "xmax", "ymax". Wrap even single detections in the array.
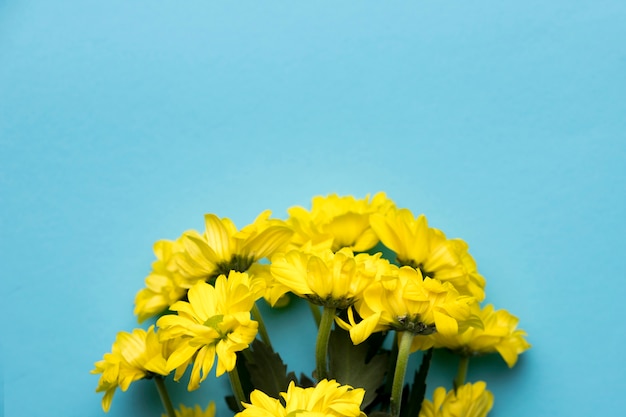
[
  {"xmin": 419, "ymin": 303, "xmax": 531, "ymax": 367},
  {"xmin": 370, "ymin": 208, "xmax": 486, "ymax": 301},
  {"xmin": 156, "ymin": 271, "xmax": 259, "ymax": 390},
  {"xmin": 419, "ymin": 381, "xmax": 494, "ymax": 417},
  {"xmin": 134, "ymin": 238, "xmax": 190, "ymax": 323},
  {"xmin": 338, "ymin": 266, "xmax": 479, "ymax": 345},
  {"xmin": 92, "ymin": 325, "xmax": 169, "ymax": 412},
  {"xmin": 286, "ymin": 192, "xmax": 396, "ymax": 252},
  {"xmin": 163, "ymin": 402, "xmax": 216, "ymax": 417},
  {"xmin": 236, "ymin": 379, "xmax": 366, "ymax": 417},
  {"xmin": 177, "ymin": 210, "xmax": 293, "ymax": 284},
  {"xmin": 269, "ymin": 248, "xmax": 389, "ymax": 308}
]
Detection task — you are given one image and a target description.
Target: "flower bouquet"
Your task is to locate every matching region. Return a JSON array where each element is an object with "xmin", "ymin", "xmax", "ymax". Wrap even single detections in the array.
[{"xmin": 93, "ymin": 193, "xmax": 530, "ymax": 417}]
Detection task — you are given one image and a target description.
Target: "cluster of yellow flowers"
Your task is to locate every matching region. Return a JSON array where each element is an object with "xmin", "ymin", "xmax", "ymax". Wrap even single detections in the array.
[{"xmin": 93, "ymin": 193, "xmax": 530, "ymax": 417}]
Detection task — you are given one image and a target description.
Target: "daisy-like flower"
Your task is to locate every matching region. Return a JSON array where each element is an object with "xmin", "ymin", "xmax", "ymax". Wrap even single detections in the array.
[
  {"xmin": 92, "ymin": 325, "xmax": 169, "ymax": 412},
  {"xmin": 419, "ymin": 381, "xmax": 494, "ymax": 417},
  {"xmin": 269, "ymin": 248, "xmax": 390, "ymax": 308},
  {"xmin": 134, "ymin": 238, "xmax": 190, "ymax": 323},
  {"xmin": 338, "ymin": 266, "xmax": 479, "ymax": 345},
  {"xmin": 423, "ymin": 303, "xmax": 531, "ymax": 367},
  {"xmin": 370, "ymin": 208, "xmax": 486, "ymax": 301},
  {"xmin": 286, "ymin": 192, "xmax": 396, "ymax": 253},
  {"xmin": 176, "ymin": 211, "xmax": 293, "ymax": 284},
  {"xmin": 156, "ymin": 271, "xmax": 259, "ymax": 390},
  {"xmin": 164, "ymin": 402, "xmax": 216, "ymax": 417},
  {"xmin": 236, "ymin": 379, "xmax": 366, "ymax": 417}
]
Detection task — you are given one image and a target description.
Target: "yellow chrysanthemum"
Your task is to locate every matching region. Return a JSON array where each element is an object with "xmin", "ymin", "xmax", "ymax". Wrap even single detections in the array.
[
  {"xmin": 156, "ymin": 271, "xmax": 259, "ymax": 390},
  {"xmin": 420, "ymin": 303, "xmax": 531, "ymax": 367},
  {"xmin": 269, "ymin": 248, "xmax": 391, "ymax": 308},
  {"xmin": 177, "ymin": 210, "xmax": 293, "ymax": 284},
  {"xmin": 134, "ymin": 238, "xmax": 190, "ymax": 323},
  {"xmin": 164, "ymin": 402, "xmax": 216, "ymax": 417},
  {"xmin": 419, "ymin": 381, "xmax": 494, "ymax": 417},
  {"xmin": 370, "ymin": 208, "xmax": 486, "ymax": 301},
  {"xmin": 236, "ymin": 379, "xmax": 366, "ymax": 417},
  {"xmin": 286, "ymin": 192, "xmax": 396, "ymax": 253},
  {"xmin": 92, "ymin": 325, "xmax": 169, "ymax": 412},
  {"xmin": 338, "ymin": 266, "xmax": 479, "ymax": 345}
]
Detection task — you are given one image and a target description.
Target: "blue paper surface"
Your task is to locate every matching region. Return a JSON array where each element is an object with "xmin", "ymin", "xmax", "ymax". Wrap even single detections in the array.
[{"xmin": 2, "ymin": 1, "xmax": 625, "ymax": 416}]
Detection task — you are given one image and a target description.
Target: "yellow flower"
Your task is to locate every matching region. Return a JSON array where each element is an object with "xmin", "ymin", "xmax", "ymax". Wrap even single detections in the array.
[
  {"xmin": 426, "ymin": 303, "xmax": 531, "ymax": 367},
  {"xmin": 134, "ymin": 238, "xmax": 189, "ymax": 323},
  {"xmin": 236, "ymin": 379, "xmax": 366, "ymax": 417},
  {"xmin": 338, "ymin": 266, "xmax": 478, "ymax": 345},
  {"xmin": 164, "ymin": 402, "xmax": 216, "ymax": 417},
  {"xmin": 269, "ymin": 248, "xmax": 389, "ymax": 308},
  {"xmin": 370, "ymin": 208, "xmax": 486, "ymax": 301},
  {"xmin": 91, "ymin": 325, "xmax": 169, "ymax": 412},
  {"xmin": 419, "ymin": 381, "xmax": 494, "ymax": 417},
  {"xmin": 177, "ymin": 210, "xmax": 293, "ymax": 284},
  {"xmin": 286, "ymin": 192, "xmax": 396, "ymax": 252},
  {"xmin": 156, "ymin": 271, "xmax": 259, "ymax": 390}
]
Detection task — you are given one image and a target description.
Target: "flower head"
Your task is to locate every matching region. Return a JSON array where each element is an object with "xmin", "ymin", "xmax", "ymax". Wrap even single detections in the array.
[
  {"xmin": 419, "ymin": 381, "xmax": 494, "ymax": 417},
  {"xmin": 286, "ymin": 193, "xmax": 396, "ymax": 252},
  {"xmin": 164, "ymin": 402, "xmax": 216, "ymax": 417},
  {"xmin": 134, "ymin": 238, "xmax": 190, "ymax": 323},
  {"xmin": 92, "ymin": 325, "xmax": 169, "ymax": 412},
  {"xmin": 338, "ymin": 266, "xmax": 479, "ymax": 345},
  {"xmin": 370, "ymin": 208, "xmax": 486, "ymax": 301},
  {"xmin": 236, "ymin": 379, "xmax": 366, "ymax": 417},
  {"xmin": 177, "ymin": 211, "xmax": 293, "ymax": 284},
  {"xmin": 269, "ymin": 248, "xmax": 390, "ymax": 308},
  {"xmin": 156, "ymin": 271, "xmax": 259, "ymax": 390},
  {"xmin": 422, "ymin": 303, "xmax": 531, "ymax": 367}
]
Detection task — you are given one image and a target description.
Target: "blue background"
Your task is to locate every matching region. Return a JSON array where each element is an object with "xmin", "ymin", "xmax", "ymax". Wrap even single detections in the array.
[{"xmin": 2, "ymin": 1, "xmax": 625, "ymax": 416}]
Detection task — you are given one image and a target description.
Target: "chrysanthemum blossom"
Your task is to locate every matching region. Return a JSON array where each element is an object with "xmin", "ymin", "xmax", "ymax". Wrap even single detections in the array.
[
  {"xmin": 92, "ymin": 325, "xmax": 169, "ymax": 412},
  {"xmin": 338, "ymin": 266, "xmax": 479, "ymax": 345},
  {"xmin": 269, "ymin": 248, "xmax": 391, "ymax": 308},
  {"xmin": 370, "ymin": 208, "xmax": 486, "ymax": 301},
  {"xmin": 134, "ymin": 238, "xmax": 190, "ymax": 323},
  {"xmin": 419, "ymin": 381, "xmax": 494, "ymax": 417},
  {"xmin": 177, "ymin": 210, "xmax": 293, "ymax": 284},
  {"xmin": 286, "ymin": 192, "xmax": 396, "ymax": 253},
  {"xmin": 164, "ymin": 402, "xmax": 216, "ymax": 417},
  {"xmin": 426, "ymin": 303, "xmax": 531, "ymax": 367},
  {"xmin": 156, "ymin": 272, "xmax": 259, "ymax": 390},
  {"xmin": 236, "ymin": 379, "xmax": 366, "ymax": 417}
]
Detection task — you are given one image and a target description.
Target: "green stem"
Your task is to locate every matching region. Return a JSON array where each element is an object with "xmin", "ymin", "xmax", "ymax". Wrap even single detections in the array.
[
  {"xmin": 390, "ymin": 331, "xmax": 415, "ymax": 417},
  {"xmin": 228, "ymin": 367, "xmax": 246, "ymax": 411},
  {"xmin": 251, "ymin": 302, "xmax": 272, "ymax": 349},
  {"xmin": 309, "ymin": 302, "xmax": 322, "ymax": 328},
  {"xmin": 454, "ymin": 356, "xmax": 470, "ymax": 391},
  {"xmin": 315, "ymin": 306, "xmax": 336, "ymax": 381},
  {"xmin": 154, "ymin": 376, "xmax": 176, "ymax": 417}
]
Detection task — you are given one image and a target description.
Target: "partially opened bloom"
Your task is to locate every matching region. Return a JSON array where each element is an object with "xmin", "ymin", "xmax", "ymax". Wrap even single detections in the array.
[
  {"xmin": 177, "ymin": 211, "xmax": 293, "ymax": 284},
  {"xmin": 286, "ymin": 192, "xmax": 396, "ymax": 252},
  {"xmin": 92, "ymin": 325, "xmax": 169, "ymax": 412},
  {"xmin": 157, "ymin": 271, "xmax": 259, "ymax": 390},
  {"xmin": 164, "ymin": 402, "xmax": 216, "ymax": 417},
  {"xmin": 269, "ymin": 248, "xmax": 390, "ymax": 308},
  {"xmin": 419, "ymin": 381, "xmax": 494, "ymax": 417},
  {"xmin": 236, "ymin": 379, "xmax": 366, "ymax": 417},
  {"xmin": 338, "ymin": 265, "xmax": 479, "ymax": 345},
  {"xmin": 424, "ymin": 303, "xmax": 531, "ymax": 367},
  {"xmin": 134, "ymin": 238, "xmax": 189, "ymax": 322},
  {"xmin": 370, "ymin": 208, "xmax": 486, "ymax": 301}
]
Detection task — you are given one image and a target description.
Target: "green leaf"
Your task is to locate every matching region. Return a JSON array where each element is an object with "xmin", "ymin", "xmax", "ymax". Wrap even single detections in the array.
[
  {"xmin": 327, "ymin": 328, "xmax": 390, "ymax": 409},
  {"xmin": 400, "ymin": 348, "xmax": 433, "ymax": 417},
  {"xmin": 243, "ymin": 339, "xmax": 297, "ymax": 399}
]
